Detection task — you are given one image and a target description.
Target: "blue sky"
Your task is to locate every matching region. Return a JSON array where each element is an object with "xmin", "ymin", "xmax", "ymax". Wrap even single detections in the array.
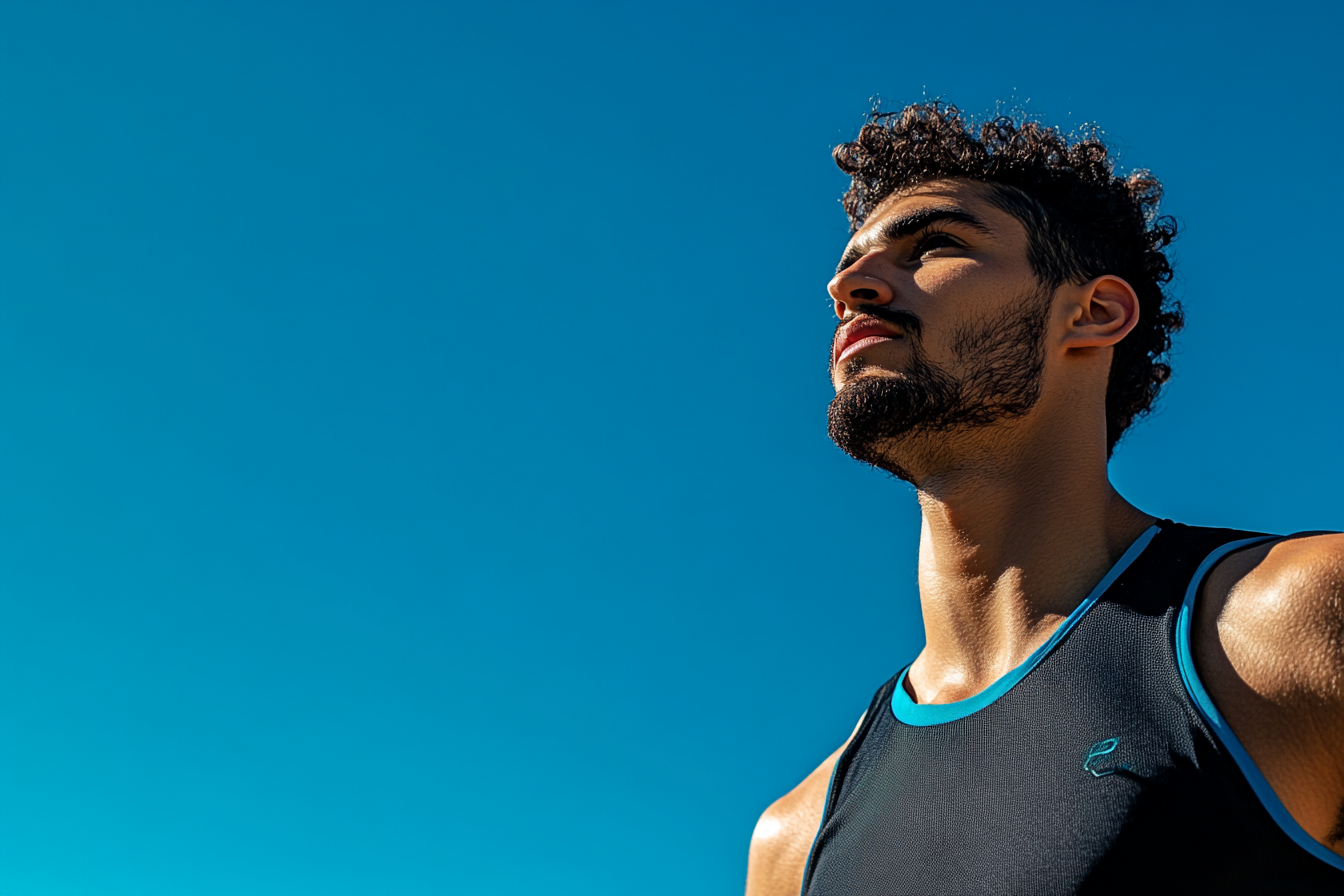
[{"xmin": 0, "ymin": 2, "xmax": 1338, "ymax": 893}]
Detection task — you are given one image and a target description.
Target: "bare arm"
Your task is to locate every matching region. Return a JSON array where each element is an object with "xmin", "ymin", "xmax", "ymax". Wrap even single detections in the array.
[
  {"xmin": 1196, "ymin": 533, "xmax": 1344, "ymax": 855},
  {"xmin": 745, "ymin": 715, "xmax": 864, "ymax": 896}
]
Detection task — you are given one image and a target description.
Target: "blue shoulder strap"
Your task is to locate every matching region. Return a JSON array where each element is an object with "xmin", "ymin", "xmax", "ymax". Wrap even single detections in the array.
[{"xmin": 1175, "ymin": 535, "xmax": 1344, "ymax": 872}]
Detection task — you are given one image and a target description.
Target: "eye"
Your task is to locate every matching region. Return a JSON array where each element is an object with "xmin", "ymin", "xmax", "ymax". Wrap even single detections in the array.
[{"xmin": 911, "ymin": 231, "xmax": 963, "ymax": 260}]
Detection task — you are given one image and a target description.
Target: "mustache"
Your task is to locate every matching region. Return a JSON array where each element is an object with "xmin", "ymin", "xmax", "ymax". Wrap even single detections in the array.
[{"xmin": 833, "ymin": 305, "xmax": 925, "ymax": 343}]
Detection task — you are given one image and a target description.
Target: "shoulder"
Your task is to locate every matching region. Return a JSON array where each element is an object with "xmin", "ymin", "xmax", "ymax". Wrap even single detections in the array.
[
  {"xmin": 1201, "ymin": 532, "xmax": 1344, "ymax": 703},
  {"xmin": 1195, "ymin": 532, "xmax": 1344, "ymax": 851},
  {"xmin": 744, "ymin": 715, "xmax": 864, "ymax": 896}
]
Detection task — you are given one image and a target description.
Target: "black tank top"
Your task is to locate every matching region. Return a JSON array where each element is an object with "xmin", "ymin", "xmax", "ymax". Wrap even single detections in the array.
[{"xmin": 801, "ymin": 522, "xmax": 1344, "ymax": 894}]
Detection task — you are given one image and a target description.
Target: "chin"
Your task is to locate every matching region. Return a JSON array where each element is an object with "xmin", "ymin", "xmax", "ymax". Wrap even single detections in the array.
[
  {"xmin": 827, "ymin": 359, "xmax": 963, "ymax": 478},
  {"xmin": 832, "ymin": 364, "xmax": 905, "ymax": 391}
]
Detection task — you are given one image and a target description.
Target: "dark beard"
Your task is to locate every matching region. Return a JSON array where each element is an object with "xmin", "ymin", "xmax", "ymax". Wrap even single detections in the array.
[{"xmin": 826, "ymin": 287, "xmax": 1053, "ymax": 481}]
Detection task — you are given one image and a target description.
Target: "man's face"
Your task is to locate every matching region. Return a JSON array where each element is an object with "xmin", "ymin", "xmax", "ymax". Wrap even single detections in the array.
[{"xmin": 826, "ymin": 180, "xmax": 1056, "ymax": 480}]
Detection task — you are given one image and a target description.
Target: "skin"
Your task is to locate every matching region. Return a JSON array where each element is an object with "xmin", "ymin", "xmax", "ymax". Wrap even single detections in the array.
[{"xmin": 743, "ymin": 180, "xmax": 1344, "ymax": 895}]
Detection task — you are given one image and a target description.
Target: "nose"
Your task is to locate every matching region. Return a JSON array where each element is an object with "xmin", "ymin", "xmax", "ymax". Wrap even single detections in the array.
[{"xmin": 827, "ymin": 255, "xmax": 894, "ymax": 319}]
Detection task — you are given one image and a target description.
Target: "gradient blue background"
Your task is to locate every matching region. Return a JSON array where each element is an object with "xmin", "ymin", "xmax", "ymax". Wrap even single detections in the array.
[{"xmin": 0, "ymin": 2, "xmax": 1338, "ymax": 893}]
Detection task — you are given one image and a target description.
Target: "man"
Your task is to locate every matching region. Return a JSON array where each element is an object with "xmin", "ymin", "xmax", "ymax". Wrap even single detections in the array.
[{"xmin": 745, "ymin": 103, "xmax": 1344, "ymax": 894}]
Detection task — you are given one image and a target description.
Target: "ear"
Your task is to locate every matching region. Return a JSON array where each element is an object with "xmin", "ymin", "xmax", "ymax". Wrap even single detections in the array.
[{"xmin": 1061, "ymin": 275, "xmax": 1140, "ymax": 350}]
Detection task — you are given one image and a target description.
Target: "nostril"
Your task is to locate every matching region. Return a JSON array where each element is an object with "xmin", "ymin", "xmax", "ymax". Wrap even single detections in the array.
[{"xmin": 850, "ymin": 288, "xmax": 880, "ymax": 300}]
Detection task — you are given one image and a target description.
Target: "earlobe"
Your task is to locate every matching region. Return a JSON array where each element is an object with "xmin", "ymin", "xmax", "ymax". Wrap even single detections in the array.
[{"xmin": 1063, "ymin": 276, "xmax": 1140, "ymax": 350}]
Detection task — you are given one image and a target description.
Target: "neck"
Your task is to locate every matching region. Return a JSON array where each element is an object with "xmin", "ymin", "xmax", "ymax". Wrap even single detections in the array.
[{"xmin": 904, "ymin": 425, "xmax": 1154, "ymax": 705}]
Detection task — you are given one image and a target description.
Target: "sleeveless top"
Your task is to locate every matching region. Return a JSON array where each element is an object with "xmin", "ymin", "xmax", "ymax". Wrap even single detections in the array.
[{"xmin": 801, "ymin": 522, "xmax": 1344, "ymax": 895}]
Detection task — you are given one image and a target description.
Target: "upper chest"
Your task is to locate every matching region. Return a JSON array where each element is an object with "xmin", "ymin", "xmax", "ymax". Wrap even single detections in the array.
[{"xmin": 806, "ymin": 624, "xmax": 1294, "ymax": 894}]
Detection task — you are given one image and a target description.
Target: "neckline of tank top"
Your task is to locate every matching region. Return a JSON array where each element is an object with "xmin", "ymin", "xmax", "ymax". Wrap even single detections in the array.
[{"xmin": 890, "ymin": 523, "xmax": 1162, "ymax": 727}]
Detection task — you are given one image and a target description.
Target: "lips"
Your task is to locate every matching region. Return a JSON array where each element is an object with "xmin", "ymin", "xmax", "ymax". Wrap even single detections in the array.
[{"xmin": 834, "ymin": 318, "xmax": 903, "ymax": 366}]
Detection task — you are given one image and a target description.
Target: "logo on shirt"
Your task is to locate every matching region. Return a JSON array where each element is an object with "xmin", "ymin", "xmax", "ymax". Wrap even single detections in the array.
[{"xmin": 1083, "ymin": 737, "xmax": 1128, "ymax": 777}]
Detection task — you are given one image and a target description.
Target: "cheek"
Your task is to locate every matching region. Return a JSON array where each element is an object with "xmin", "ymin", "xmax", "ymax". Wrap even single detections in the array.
[
  {"xmin": 910, "ymin": 261, "xmax": 1038, "ymax": 360},
  {"xmin": 914, "ymin": 259, "xmax": 1037, "ymax": 311},
  {"xmin": 912, "ymin": 259, "xmax": 984, "ymax": 295},
  {"xmin": 908, "ymin": 263, "xmax": 982, "ymax": 341}
]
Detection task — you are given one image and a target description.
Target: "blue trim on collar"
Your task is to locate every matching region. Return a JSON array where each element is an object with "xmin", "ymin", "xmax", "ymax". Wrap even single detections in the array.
[
  {"xmin": 891, "ymin": 524, "xmax": 1161, "ymax": 727},
  {"xmin": 1175, "ymin": 536, "xmax": 1344, "ymax": 872}
]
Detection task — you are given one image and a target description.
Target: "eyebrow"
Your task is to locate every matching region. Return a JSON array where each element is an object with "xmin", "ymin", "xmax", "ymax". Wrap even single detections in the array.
[{"xmin": 836, "ymin": 205, "xmax": 993, "ymax": 272}]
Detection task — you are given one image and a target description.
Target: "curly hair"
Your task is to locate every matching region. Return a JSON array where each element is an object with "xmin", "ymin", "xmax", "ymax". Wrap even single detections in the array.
[{"xmin": 832, "ymin": 101, "xmax": 1183, "ymax": 455}]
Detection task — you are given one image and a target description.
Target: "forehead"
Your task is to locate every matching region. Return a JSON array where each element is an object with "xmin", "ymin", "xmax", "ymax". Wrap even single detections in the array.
[{"xmin": 852, "ymin": 179, "xmax": 1028, "ymax": 245}]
